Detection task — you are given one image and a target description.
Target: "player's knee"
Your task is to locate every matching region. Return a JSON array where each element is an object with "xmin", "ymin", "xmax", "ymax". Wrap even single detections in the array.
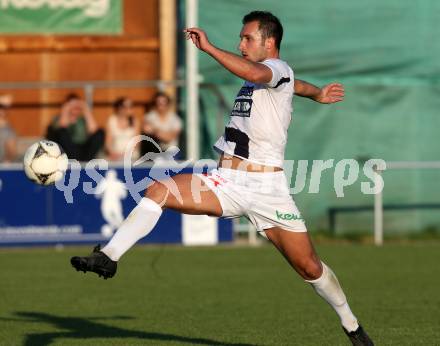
[
  {"xmin": 301, "ymin": 259, "xmax": 323, "ymax": 280},
  {"xmin": 145, "ymin": 181, "xmax": 168, "ymax": 205}
]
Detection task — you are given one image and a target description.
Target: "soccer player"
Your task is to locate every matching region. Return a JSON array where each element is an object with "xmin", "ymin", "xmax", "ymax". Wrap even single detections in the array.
[{"xmin": 71, "ymin": 11, "xmax": 373, "ymax": 346}]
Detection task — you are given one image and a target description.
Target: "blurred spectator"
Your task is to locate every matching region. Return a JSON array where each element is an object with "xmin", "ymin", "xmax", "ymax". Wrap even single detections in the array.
[
  {"xmin": 105, "ymin": 97, "xmax": 140, "ymax": 161},
  {"xmin": 46, "ymin": 93, "xmax": 104, "ymax": 161},
  {"xmin": 141, "ymin": 92, "xmax": 182, "ymax": 155},
  {"xmin": 0, "ymin": 94, "xmax": 17, "ymax": 163}
]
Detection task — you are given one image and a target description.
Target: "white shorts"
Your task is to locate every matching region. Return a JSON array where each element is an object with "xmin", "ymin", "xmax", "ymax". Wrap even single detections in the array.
[{"xmin": 196, "ymin": 167, "xmax": 307, "ymax": 233}]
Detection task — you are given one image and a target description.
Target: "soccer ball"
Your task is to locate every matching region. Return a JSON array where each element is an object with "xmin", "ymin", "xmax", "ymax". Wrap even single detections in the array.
[{"xmin": 23, "ymin": 140, "xmax": 68, "ymax": 185}]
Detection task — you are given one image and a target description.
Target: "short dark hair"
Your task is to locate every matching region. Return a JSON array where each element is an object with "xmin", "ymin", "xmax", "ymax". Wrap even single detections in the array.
[
  {"xmin": 113, "ymin": 97, "xmax": 128, "ymax": 111},
  {"xmin": 154, "ymin": 92, "xmax": 171, "ymax": 105},
  {"xmin": 64, "ymin": 92, "xmax": 80, "ymax": 103},
  {"xmin": 242, "ymin": 11, "xmax": 283, "ymax": 50}
]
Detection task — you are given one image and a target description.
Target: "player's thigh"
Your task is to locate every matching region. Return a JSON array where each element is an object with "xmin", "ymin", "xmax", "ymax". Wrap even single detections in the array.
[
  {"xmin": 264, "ymin": 227, "xmax": 322, "ymax": 280},
  {"xmin": 145, "ymin": 173, "xmax": 223, "ymax": 217}
]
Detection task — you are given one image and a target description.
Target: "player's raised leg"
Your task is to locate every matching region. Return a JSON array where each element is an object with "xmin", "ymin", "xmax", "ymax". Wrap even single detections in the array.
[
  {"xmin": 264, "ymin": 228, "xmax": 374, "ymax": 346},
  {"xmin": 70, "ymin": 174, "xmax": 222, "ymax": 278},
  {"xmin": 101, "ymin": 173, "xmax": 222, "ymax": 261}
]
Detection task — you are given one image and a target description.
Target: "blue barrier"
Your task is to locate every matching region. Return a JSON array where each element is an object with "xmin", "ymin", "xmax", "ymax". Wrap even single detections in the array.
[{"xmin": 0, "ymin": 163, "xmax": 233, "ymax": 246}]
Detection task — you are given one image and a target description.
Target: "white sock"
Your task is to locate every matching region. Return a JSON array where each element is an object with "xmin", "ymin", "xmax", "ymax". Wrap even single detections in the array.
[
  {"xmin": 305, "ymin": 262, "xmax": 359, "ymax": 332},
  {"xmin": 101, "ymin": 198, "xmax": 163, "ymax": 261}
]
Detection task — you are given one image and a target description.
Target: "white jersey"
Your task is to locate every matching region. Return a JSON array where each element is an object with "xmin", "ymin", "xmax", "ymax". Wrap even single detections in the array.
[{"xmin": 214, "ymin": 58, "xmax": 294, "ymax": 167}]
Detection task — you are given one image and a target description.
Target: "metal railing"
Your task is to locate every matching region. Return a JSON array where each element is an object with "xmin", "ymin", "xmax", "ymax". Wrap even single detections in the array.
[
  {"xmin": 373, "ymin": 161, "xmax": 440, "ymax": 245},
  {"xmin": 0, "ymin": 80, "xmax": 185, "ymax": 109}
]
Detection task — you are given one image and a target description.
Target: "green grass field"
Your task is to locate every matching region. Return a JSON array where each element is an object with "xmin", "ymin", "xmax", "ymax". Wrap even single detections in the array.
[{"xmin": 1, "ymin": 243, "xmax": 439, "ymax": 345}]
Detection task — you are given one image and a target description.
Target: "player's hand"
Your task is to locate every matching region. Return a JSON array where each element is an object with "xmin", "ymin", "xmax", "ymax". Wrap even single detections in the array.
[
  {"xmin": 315, "ymin": 83, "xmax": 344, "ymax": 104},
  {"xmin": 184, "ymin": 27, "xmax": 211, "ymax": 52}
]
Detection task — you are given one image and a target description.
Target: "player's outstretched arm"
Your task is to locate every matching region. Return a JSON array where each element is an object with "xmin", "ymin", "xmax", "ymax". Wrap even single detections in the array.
[
  {"xmin": 294, "ymin": 79, "xmax": 344, "ymax": 104},
  {"xmin": 184, "ymin": 27, "xmax": 272, "ymax": 84}
]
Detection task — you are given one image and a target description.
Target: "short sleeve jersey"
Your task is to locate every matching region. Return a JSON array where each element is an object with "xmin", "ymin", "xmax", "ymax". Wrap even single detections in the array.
[
  {"xmin": 144, "ymin": 110, "xmax": 183, "ymax": 149},
  {"xmin": 214, "ymin": 58, "xmax": 294, "ymax": 167}
]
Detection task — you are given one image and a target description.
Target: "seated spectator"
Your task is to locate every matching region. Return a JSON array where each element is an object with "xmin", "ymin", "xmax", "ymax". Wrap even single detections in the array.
[
  {"xmin": 105, "ymin": 97, "xmax": 139, "ymax": 161},
  {"xmin": 46, "ymin": 93, "xmax": 104, "ymax": 161},
  {"xmin": 141, "ymin": 92, "xmax": 182, "ymax": 156},
  {"xmin": 0, "ymin": 94, "xmax": 17, "ymax": 163}
]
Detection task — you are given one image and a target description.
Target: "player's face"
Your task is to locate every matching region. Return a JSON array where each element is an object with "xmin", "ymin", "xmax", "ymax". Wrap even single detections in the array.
[
  {"xmin": 155, "ymin": 95, "xmax": 170, "ymax": 112},
  {"xmin": 119, "ymin": 98, "xmax": 133, "ymax": 116},
  {"xmin": 67, "ymin": 99, "xmax": 83, "ymax": 119},
  {"xmin": 238, "ymin": 21, "xmax": 267, "ymax": 62}
]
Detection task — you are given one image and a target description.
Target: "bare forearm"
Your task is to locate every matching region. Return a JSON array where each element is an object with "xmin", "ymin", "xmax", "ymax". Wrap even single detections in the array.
[
  {"xmin": 295, "ymin": 80, "xmax": 344, "ymax": 104},
  {"xmin": 185, "ymin": 27, "xmax": 272, "ymax": 83},
  {"xmin": 86, "ymin": 122, "xmax": 98, "ymax": 135},
  {"xmin": 5, "ymin": 138, "xmax": 17, "ymax": 162},
  {"xmin": 294, "ymin": 79, "xmax": 321, "ymax": 100},
  {"xmin": 204, "ymin": 45, "xmax": 270, "ymax": 84},
  {"xmin": 83, "ymin": 110, "xmax": 98, "ymax": 134},
  {"xmin": 105, "ymin": 128, "xmax": 113, "ymax": 154}
]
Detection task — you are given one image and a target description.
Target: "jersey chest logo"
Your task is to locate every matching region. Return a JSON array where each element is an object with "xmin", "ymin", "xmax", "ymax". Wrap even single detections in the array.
[{"xmin": 231, "ymin": 86, "xmax": 254, "ymax": 117}]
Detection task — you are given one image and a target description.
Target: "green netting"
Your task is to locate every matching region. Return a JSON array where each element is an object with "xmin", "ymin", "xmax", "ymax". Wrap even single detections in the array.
[{"xmin": 189, "ymin": 0, "xmax": 440, "ymax": 234}]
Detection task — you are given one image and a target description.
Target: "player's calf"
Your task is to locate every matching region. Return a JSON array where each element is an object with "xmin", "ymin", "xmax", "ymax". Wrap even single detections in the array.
[
  {"xmin": 70, "ymin": 196, "xmax": 163, "ymax": 278},
  {"xmin": 264, "ymin": 229, "xmax": 371, "ymax": 343}
]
